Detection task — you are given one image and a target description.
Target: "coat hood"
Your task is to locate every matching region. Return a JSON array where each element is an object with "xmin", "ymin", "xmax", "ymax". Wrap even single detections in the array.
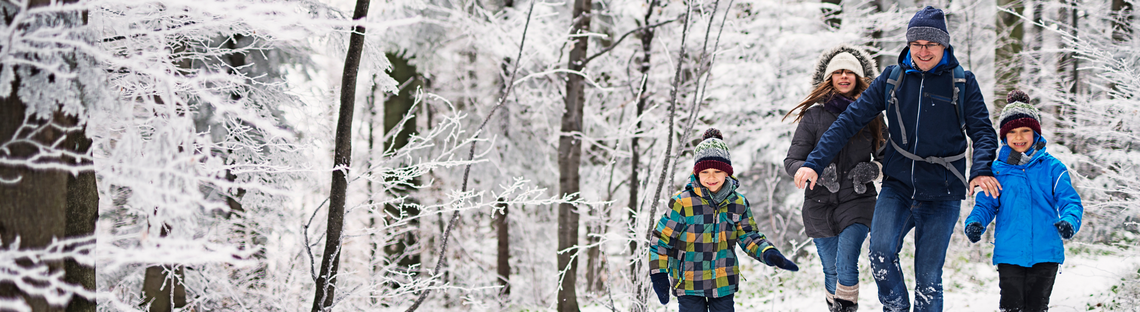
[{"xmin": 811, "ymin": 45, "xmax": 879, "ymax": 86}]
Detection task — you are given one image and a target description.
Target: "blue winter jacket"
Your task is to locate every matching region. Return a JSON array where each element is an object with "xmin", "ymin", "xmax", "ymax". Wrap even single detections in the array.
[
  {"xmin": 964, "ymin": 135, "xmax": 1083, "ymax": 267},
  {"xmin": 803, "ymin": 46, "xmax": 999, "ymax": 201}
]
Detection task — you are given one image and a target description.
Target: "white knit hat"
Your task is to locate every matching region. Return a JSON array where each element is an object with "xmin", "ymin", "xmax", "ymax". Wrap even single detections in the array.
[{"xmin": 823, "ymin": 52, "xmax": 864, "ymax": 79}]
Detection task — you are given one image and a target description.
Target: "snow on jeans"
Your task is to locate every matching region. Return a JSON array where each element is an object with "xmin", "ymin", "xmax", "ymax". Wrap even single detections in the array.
[
  {"xmin": 869, "ymin": 185, "xmax": 959, "ymax": 312},
  {"xmin": 814, "ymin": 223, "xmax": 869, "ymax": 295}
]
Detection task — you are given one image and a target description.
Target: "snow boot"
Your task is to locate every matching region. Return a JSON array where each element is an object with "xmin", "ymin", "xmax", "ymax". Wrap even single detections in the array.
[
  {"xmin": 834, "ymin": 299, "xmax": 858, "ymax": 312},
  {"xmin": 835, "ymin": 283, "xmax": 858, "ymax": 312},
  {"xmin": 826, "ymin": 292, "xmax": 837, "ymax": 312}
]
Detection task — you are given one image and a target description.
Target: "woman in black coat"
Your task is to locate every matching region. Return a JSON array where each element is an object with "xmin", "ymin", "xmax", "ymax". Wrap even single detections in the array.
[{"xmin": 782, "ymin": 45, "xmax": 885, "ymax": 312}]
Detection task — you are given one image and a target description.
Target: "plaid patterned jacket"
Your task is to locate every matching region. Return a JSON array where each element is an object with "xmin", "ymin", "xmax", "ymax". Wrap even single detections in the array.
[{"xmin": 649, "ymin": 175, "xmax": 774, "ymax": 298}]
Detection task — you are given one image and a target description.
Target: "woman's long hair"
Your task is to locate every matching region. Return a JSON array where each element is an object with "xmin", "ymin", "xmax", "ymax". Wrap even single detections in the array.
[{"xmin": 782, "ymin": 76, "xmax": 885, "ymax": 151}]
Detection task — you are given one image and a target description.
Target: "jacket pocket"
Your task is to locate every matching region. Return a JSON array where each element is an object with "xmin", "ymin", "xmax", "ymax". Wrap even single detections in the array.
[{"xmin": 802, "ymin": 199, "xmax": 836, "ymax": 237}]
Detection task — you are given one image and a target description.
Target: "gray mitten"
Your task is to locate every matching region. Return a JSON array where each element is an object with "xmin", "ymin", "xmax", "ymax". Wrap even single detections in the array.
[
  {"xmin": 821, "ymin": 163, "xmax": 840, "ymax": 193},
  {"xmin": 847, "ymin": 161, "xmax": 881, "ymax": 194}
]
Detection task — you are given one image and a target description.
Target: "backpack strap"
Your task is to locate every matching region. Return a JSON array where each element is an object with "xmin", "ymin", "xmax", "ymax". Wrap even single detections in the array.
[
  {"xmin": 884, "ymin": 66, "xmax": 908, "ymax": 144},
  {"xmin": 951, "ymin": 66, "xmax": 967, "ymax": 134},
  {"xmin": 882, "ymin": 65, "xmax": 970, "ymax": 188}
]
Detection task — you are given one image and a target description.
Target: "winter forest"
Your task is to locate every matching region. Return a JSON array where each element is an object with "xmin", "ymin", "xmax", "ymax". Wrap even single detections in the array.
[{"xmin": 2, "ymin": 0, "xmax": 1140, "ymax": 311}]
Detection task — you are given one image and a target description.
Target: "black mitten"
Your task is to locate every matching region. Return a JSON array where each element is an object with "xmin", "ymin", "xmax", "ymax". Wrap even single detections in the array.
[
  {"xmin": 762, "ymin": 248, "xmax": 800, "ymax": 272},
  {"xmin": 650, "ymin": 273, "xmax": 671, "ymax": 304},
  {"xmin": 820, "ymin": 163, "xmax": 840, "ymax": 193},
  {"xmin": 964, "ymin": 222, "xmax": 984, "ymax": 243},
  {"xmin": 847, "ymin": 161, "xmax": 880, "ymax": 194},
  {"xmin": 1055, "ymin": 220, "xmax": 1074, "ymax": 239}
]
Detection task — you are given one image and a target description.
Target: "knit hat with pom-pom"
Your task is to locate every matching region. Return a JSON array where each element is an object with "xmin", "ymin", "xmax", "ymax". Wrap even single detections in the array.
[
  {"xmin": 693, "ymin": 128, "xmax": 733, "ymax": 176},
  {"xmin": 998, "ymin": 90, "xmax": 1042, "ymax": 139}
]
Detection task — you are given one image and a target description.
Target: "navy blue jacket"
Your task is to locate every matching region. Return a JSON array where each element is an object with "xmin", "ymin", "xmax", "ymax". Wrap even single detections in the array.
[{"xmin": 803, "ymin": 46, "xmax": 998, "ymax": 201}]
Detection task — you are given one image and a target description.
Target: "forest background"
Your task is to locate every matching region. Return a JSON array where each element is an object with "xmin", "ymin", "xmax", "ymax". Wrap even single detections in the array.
[{"xmin": 1, "ymin": 0, "xmax": 1139, "ymax": 311}]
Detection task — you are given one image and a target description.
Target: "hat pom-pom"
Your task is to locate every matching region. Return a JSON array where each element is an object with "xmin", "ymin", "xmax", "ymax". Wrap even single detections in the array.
[
  {"xmin": 703, "ymin": 128, "xmax": 723, "ymax": 141},
  {"xmin": 1007, "ymin": 90, "xmax": 1030, "ymax": 104}
]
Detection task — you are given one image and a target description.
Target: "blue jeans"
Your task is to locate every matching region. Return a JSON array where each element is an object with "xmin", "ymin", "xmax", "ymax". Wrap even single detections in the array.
[
  {"xmin": 677, "ymin": 294, "xmax": 734, "ymax": 312},
  {"xmin": 815, "ymin": 223, "xmax": 870, "ymax": 294},
  {"xmin": 869, "ymin": 185, "xmax": 960, "ymax": 312}
]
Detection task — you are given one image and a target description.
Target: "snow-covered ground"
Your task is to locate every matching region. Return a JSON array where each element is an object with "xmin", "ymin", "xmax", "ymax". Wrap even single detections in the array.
[{"xmin": 589, "ymin": 240, "xmax": 1140, "ymax": 312}]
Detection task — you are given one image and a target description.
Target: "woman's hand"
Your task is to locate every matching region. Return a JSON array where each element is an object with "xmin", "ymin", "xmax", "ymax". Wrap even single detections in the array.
[{"xmin": 794, "ymin": 167, "xmax": 818, "ymax": 190}]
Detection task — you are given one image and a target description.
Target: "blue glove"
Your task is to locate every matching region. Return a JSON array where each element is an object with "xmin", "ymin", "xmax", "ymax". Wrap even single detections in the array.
[
  {"xmin": 650, "ymin": 273, "xmax": 670, "ymax": 304},
  {"xmin": 762, "ymin": 248, "xmax": 799, "ymax": 272},
  {"xmin": 1055, "ymin": 220, "xmax": 1074, "ymax": 239},
  {"xmin": 964, "ymin": 222, "xmax": 984, "ymax": 243}
]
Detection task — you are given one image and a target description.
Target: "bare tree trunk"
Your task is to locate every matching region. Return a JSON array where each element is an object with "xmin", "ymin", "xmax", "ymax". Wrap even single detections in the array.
[
  {"xmin": 995, "ymin": 0, "xmax": 1025, "ymax": 108},
  {"xmin": 585, "ymin": 208, "xmax": 605, "ymax": 292},
  {"xmin": 64, "ymin": 122, "xmax": 97, "ymax": 312},
  {"xmin": 558, "ymin": 0, "xmax": 591, "ymax": 310},
  {"xmin": 382, "ymin": 52, "xmax": 422, "ymax": 271},
  {"xmin": 821, "ymin": 0, "xmax": 842, "ymax": 28},
  {"xmin": 628, "ymin": 0, "xmax": 659, "ymax": 280},
  {"xmin": 367, "ymin": 73, "xmax": 381, "ymax": 304},
  {"xmin": 1112, "ymin": 0, "xmax": 1132, "ymax": 42},
  {"xmin": 495, "ymin": 198, "xmax": 511, "ymax": 298},
  {"xmin": 0, "ymin": 2, "xmax": 94, "ymax": 310},
  {"xmin": 0, "ymin": 84, "xmax": 69, "ymax": 312},
  {"xmin": 311, "ymin": 0, "xmax": 370, "ymax": 309},
  {"xmin": 141, "ymin": 225, "xmax": 187, "ymax": 312}
]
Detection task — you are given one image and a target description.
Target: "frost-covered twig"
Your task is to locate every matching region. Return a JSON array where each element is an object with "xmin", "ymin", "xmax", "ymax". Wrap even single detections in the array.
[{"xmin": 402, "ymin": 1, "xmax": 537, "ymax": 312}]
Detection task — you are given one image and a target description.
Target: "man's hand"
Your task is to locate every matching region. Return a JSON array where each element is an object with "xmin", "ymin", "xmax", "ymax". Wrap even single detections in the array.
[
  {"xmin": 794, "ymin": 167, "xmax": 818, "ymax": 190},
  {"xmin": 969, "ymin": 175, "xmax": 1002, "ymax": 198}
]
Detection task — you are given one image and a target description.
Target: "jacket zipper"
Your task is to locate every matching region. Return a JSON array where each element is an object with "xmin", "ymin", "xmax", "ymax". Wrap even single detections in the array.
[{"xmin": 912, "ymin": 72, "xmax": 925, "ymax": 199}]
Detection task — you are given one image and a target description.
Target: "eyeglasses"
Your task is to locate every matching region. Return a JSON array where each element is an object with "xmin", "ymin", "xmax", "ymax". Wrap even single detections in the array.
[{"xmin": 909, "ymin": 42, "xmax": 942, "ymax": 51}]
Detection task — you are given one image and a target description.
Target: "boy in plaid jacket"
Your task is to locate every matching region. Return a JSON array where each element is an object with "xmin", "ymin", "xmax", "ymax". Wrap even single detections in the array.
[{"xmin": 649, "ymin": 128, "xmax": 800, "ymax": 312}]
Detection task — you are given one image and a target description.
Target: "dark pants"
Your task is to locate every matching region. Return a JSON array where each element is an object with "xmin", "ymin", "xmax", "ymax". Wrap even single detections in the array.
[
  {"xmin": 998, "ymin": 262, "xmax": 1059, "ymax": 312},
  {"xmin": 677, "ymin": 294, "xmax": 734, "ymax": 312}
]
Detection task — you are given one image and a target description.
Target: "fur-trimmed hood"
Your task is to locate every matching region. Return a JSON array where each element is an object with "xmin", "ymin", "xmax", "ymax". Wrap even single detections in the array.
[{"xmin": 811, "ymin": 45, "xmax": 879, "ymax": 86}]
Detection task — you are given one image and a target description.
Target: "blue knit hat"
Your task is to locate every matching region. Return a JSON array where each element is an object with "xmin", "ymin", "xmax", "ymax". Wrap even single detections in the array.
[{"xmin": 906, "ymin": 6, "xmax": 950, "ymax": 48}]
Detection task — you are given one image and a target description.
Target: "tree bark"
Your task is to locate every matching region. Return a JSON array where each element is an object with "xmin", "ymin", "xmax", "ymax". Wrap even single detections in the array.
[
  {"xmin": 0, "ymin": 1, "xmax": 95, "ymax": 310},
  {"xmin": 495, "ymin": 199, "xmax": 510, "ymax": 298},
  {"xmin": 141, "ymin": 226, "xmax": 186, "ymax": 312},
  {"xmin": 628, "ymin": 0, "xmax": 657, "ymax": 281},
  {"xmin": 821, "ymin": 0, "xmax": 842, "ymax": 28},
  {"xmin": 64, "ymin": 121, "xmax": 97, "ymax": 312},
  {"xmin": 558, "ymin": 0, "xmax": 591, "ymax": 310},
  {"xmin": 311, "ymin": 0, "xmax": 370, "ymax": 309},
  {"xmin": 1112, "ymin": 0, "xmax": 1132, "ymax": 42},
  {"xmin": 382, "ymin": 52, "xmax": 422, "ymax": 271},
  {"xmin": 995, "ymin": 0, "xmax": 1025, "ymax": 108},
  {"xmin": 0, "ymin": 82, "xmax": 69, "ymax": 312}
]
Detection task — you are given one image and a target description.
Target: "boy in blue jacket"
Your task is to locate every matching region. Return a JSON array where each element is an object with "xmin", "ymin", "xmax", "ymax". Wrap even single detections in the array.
[{"xmin": 963, "ymin": 90, "xmax": 1084, "ymax": 312}]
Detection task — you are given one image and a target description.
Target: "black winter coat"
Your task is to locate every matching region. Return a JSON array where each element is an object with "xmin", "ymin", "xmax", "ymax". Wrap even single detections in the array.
[{"xmin": 785, "ymin": 104, "xmax": 884, "ymax": 238}]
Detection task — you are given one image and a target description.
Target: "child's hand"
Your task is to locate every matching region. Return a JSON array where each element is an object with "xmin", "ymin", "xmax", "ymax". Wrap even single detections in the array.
[
  {"xmin": 649, "ymin": 273, "xmax": 670, "ymax": 304},
  {"xmin": 1055, "ymin": 220, "xmax": 1074, "ymax": 239},
  {"xmin": 762, "ymin": 248, "xmax": 800, "ymax": 272},
  {"xmin": 964, "ymin": 222, "xmax": 984, "ymax": 243}
]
